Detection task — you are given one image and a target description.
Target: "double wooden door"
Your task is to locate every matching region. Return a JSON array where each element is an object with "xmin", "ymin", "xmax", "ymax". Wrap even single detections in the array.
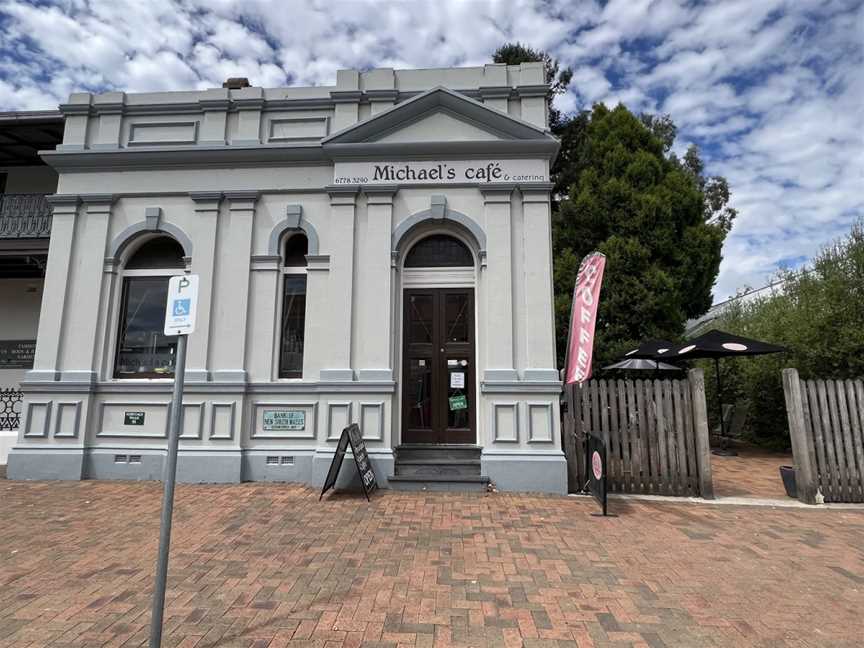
[{"xmin": 401, "ymin": 288, "xmax": 476, "ymax": 444}]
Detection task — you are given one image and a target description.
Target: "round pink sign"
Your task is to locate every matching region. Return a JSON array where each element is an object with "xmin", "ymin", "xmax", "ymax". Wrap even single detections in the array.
[{"xmin": 592, "ymin": 451, "xmax": 603, "ymax": 480}]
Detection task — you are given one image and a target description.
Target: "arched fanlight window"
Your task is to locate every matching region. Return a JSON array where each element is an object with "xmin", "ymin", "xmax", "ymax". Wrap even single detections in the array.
[
  {"xmin": 280, "ymin": 233, "xmax": 308, "ymax": 378},
  {"xmin": 114, "ymin": 236, "xmax": 185, "ymax": 379},
  {"xmin": 405, "ymin": 234, "xmax": 473, "ymax": 268}
]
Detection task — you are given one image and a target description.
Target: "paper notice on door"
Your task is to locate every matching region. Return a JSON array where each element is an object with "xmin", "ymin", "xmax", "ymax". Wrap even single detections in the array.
[{"xmin": 450, "ymin": 372, "xmax": 465, "ymax": 389}]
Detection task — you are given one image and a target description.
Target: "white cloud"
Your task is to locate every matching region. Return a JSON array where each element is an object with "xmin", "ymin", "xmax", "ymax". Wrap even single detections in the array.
[{"xmin": 0, "ymin": 0, "xmax": 860, "ymax": 307}]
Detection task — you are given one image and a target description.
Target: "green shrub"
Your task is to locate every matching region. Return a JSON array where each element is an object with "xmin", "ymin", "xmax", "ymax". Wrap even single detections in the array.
[{"xmin": 709, "ymin": 219, "xmax": 864, "ymax": 447}]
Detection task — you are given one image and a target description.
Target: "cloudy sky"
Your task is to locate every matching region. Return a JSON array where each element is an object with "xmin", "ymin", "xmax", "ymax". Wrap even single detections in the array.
[{"xmin": 1, "ymin": 0, "xmax": 861, "ymax": 302}]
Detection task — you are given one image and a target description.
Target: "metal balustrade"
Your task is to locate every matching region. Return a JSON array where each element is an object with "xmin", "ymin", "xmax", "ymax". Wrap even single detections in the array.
[
  {"xmin": 0, "ymin": 194, "xmax": 52, "ymax": 238},
  {"xmin": 0, "ymin": 388, "xmax": 22, "ymax": 431}
]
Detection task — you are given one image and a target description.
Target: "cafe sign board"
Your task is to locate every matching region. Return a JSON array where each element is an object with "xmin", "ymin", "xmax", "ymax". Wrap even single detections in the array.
[
  {"xmin": 263, "ymin": 409, "xmax": 306, "ymax": 431},
  {"xmin": 333, "ymin": 159, "xmax": 548, "ymax": 185}
]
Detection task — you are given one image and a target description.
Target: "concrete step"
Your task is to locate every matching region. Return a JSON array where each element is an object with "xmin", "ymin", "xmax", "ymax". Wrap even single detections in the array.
[
  {"xmin": 387, "ymin": 474, "xmax": 490, "ymax": 492},
  {"xmin": 395, "ymin": 459, "xmax": 481, "ymax": 477},
  {"xmin": 395, "ymin": 444, "xmax": 482, "ymax": 462}
]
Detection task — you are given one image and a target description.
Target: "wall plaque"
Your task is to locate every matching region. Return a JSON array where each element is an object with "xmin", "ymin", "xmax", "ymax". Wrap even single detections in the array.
[
  {"xmin": 0, "ymin": 340, "xmax": 36, "ymax": 369},
  {"xmin": 263, "ymin": 409, "xmax": 305, "ymax": 431},
  {"xmin": 124, "ymin": 411, "xmax": 145, "ymax": 426}
]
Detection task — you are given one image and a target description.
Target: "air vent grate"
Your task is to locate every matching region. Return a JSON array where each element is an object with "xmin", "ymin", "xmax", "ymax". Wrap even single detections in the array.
[{"xmin": 265, "ymin": 455, "xmax": 294, "ymax": 466}]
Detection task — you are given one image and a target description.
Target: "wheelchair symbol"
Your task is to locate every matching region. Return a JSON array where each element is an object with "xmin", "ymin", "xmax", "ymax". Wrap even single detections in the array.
[{"xmin": 172, "ymin": 299, "xmax": 191, "ymax": 317}]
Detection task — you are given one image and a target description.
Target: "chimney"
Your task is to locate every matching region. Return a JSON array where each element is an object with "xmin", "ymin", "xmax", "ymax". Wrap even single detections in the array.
[{"xmin": 222, "ymin": 77, "xmax": 251, "ymax": 89}]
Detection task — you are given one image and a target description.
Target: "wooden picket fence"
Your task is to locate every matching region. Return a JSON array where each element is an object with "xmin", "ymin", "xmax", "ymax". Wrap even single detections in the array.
[
  {"xmin": 783, "ymin": 369, "xmax": 864, "ymax": 503},
  {"xmin": 561, "ymin": 369, "xmax": 714, "ymax": 498}
]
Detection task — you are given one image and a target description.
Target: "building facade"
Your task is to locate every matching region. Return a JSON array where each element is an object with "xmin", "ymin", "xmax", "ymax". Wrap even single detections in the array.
[{"xmin": 5, "ymin": 63, "xmax": 566, "ymax": 493}]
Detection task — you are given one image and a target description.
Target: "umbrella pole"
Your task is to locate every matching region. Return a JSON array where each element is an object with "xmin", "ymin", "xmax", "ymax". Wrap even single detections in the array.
[{"xmin": 713, "ymin": 357, "xmax": 737, "ymax": 456}]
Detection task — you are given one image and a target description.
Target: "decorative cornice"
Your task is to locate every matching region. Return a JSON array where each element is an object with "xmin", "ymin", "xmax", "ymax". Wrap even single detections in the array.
[
  {"xmin": 479, "ymin": 86, "xmax": 512, "ymax": 99},
  {"xmin": 199, "ymin": 99, "xmax": 231, "ymax": 111},
  {"xmin": 45, "ymin": 194, "xmax": 81, "ymax": 208},
  {"xmin": 80, "ymin": 193, "xmax": 115, "ymax": 205},
  {"xmin": 330, "ymin": 90, "xmax": 363, "ymax": 103},
  {"xmin": 234, "ymin": 97, "xmax": 265, "ymax": 111},
  {"xmin": 516, "ymin": 84, "xmax": 549, "ymax": 98},
  {"xmin": 326, "ymin": 184, "xmax": 360, "ymax": 201},
  {"xmin": 189, "ymin": 191, "xmax": 223, "ymax": 203},
  {"xmin": 363, "ymin": 185, "xmax": 398, "ymax": 203},
  {"xmin": 223, "ymin": 190, "xmax": 261, "ymax": 204},
  {"xmin": 366, "ymin": 89, "xmax": 399, "ymax": 102},
  {"xmin": 481, "ymin": 183, "xmax": 517, "ymax": 203},
  {"xmin": 58, "ymin": 103, "xmax": 91, "ymax": 116}
]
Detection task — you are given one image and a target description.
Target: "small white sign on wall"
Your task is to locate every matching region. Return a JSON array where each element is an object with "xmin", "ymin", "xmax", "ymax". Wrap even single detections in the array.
[
  {"xmin": 450, "ymin": 372, "xmax": 465, "ymax": 389},
  {"xmin": 164, "ymin": 275, "xmax": 199, "ymax": 336}
]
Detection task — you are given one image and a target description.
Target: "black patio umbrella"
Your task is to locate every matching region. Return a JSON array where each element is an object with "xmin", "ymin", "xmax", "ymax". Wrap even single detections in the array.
[
  {"xmin": 623, "ymin": 339, "xmax": 678, "ymax": 359},
  {"xmin": 655, "ymin": 329, "xmax": 787, "ymax": 455},
  {"xmin": 603, "ymin": 358, "xmax": 683, "ymax": 371},
  {"xmin": 619, "ymin": 339, "xmax": 678, "ymax": 372}
]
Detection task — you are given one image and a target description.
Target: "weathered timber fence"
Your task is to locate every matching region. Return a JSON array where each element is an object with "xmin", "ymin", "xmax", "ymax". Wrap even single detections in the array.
[
  {"xmin": 783, "ymin": 368, "xmax": 864, "ymax": 504},
  {"xmin": 562, "ymin": 369, "xmax": 714, "ymax": 498}
]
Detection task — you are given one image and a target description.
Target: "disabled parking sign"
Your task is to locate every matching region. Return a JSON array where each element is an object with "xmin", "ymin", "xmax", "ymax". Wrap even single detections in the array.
[{"xmin": 164, "ymin": 275, "xmax": 199, "ymax": 336}]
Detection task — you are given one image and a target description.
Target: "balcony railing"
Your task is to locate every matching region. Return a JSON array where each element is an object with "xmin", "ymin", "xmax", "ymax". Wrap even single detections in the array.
[
  {"xmin": 0, "ymin": 193, "xmax": 52, "ymax": 239},
  {"xmin": 0, "ymin": 388, "xmax": 22, "ymax": 431}
]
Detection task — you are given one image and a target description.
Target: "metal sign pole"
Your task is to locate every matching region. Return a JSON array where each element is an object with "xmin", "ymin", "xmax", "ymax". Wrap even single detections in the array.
[{"xmin": 148, "ymin": 333, "xmax": 188, "ymax": 648}]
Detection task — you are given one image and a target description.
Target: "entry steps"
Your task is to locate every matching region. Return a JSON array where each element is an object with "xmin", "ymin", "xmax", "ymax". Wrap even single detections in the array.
[{"xmin": 388, "ymin": 444, "xmax": 490, "ymax": 492}]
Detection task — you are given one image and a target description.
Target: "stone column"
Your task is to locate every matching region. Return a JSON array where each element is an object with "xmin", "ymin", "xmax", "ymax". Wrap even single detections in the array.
[
  {"xmin": 211, "ymin": 191, "xmax": 258, "ymax": 383},
  {"xmin": 521, "ymin": 185, "xmax": 559, "ymax": 381},
  {"xmin": 356, "ymin": 186, "xmax": 397, "ymax": 381},
  {"xmin": 28, "ymin": 195, "xmax": 80, "ymax": 382},
  {"xmin": 481, "ymin": 185, "xmax": 517, "ymax": 381},
  {"xmin": 321, "ymin": 186, "xmax": 358, "ymax": 381},
  {"xmin": 186, "ymin": 192, "xmax": 221, "ymax": 381},
  {"xmin": 59, "ymin": 194, "xmax": 114, "ymax": 383}
]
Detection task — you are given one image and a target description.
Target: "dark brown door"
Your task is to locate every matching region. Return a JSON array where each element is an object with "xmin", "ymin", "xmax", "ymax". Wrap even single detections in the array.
[{"xmin": 401, "ymin": 288, "xmax": 475, "ymax": 444}]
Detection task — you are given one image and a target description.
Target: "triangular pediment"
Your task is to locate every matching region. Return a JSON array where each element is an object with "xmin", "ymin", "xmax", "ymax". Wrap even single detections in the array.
[
  {"xmin": 373, "ymin": 109, "xmax": 501, "ymax": 143},
  {"xmin": 322, "ymin": 87, "xmax": 559, "ymax": 159}
]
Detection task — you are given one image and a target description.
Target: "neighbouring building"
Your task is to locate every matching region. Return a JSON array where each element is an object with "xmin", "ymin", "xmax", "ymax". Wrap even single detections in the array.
[{"xmin": 3, "ymin": 63, "xmax": 566, "ymax": 493}]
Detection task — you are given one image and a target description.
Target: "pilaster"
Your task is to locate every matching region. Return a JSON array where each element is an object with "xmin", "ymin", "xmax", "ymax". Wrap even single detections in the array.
[
  {"xmin": 481, "ymin": 185, "xmax": 517, "ymax": 381},
  {"xmin": 211, "ymin": 190, "xmax": 258, "ymax": 383},
  {"xmin": 59, "ymin": 194, "xmax": 114, "ymax": 384},
  {"xmin": 232, "ymin": 88, "xmax": 264, "ymax": 146},
  {"xmin": 332, "ymin": 69, "xmax": 361, "ymax": 131},
  {"xmin": 91, "ymin": 92, "xmax": 125, "ymax": 150},
  {"xmin": 28, "ymin": 195, "xmax": 80, "ymax": 382},
  {"xmin": 187, "ymin": 192, "xmax": 222, "ymax": 381},
  {"xmin": 521, "ymin": 185, "xmax": 558, "ymax": 380},
  {"xmin": 356, "ymin": 186, "xmax": 397, "ymax": 381},
  {"xmin": 198, "ymin": 88, "xmax": 230, "ymax": 145},
  {"xmin": 321, "ymin": 185, "xmax": 358, "ymax": 381}
]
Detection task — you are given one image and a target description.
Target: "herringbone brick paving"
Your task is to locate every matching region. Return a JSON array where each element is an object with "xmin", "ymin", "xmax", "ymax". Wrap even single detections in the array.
[{"xmin": 1, "ymin": 480, "xmax": 862, "ymax": 647}]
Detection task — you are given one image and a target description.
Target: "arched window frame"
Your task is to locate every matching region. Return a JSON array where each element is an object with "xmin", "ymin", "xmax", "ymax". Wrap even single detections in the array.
[
  {"xmin": 113, "ymin": 235, "xmax": 186, "ymax": 380},
  {"xmin": 278, "ymin": 232, "xmax": 309, "ymax": 379},
  {"xmin": 404, "ymin": 233, "xmax": 475, "ymax": 269}
]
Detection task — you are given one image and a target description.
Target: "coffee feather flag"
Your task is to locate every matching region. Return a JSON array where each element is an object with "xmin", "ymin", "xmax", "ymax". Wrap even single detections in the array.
[{"xmin": 564, "ymin": 252, "xmax": 606, "ymax": 384}]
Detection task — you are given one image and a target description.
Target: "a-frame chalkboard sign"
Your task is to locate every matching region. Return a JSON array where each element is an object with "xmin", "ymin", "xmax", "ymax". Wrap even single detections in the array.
[{"xmin": 319, "ymin": 423, "xmax": 378, "ymax": 501}]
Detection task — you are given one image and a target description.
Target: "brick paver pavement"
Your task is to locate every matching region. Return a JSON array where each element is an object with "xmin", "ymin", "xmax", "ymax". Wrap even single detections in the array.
[
  {"xmin": 1, "ymin": 480, "xmax": 862, "ymax": 647},
  {"xmin": 711, "ymin": 448, "xmax": 795, "ymax": 499}
]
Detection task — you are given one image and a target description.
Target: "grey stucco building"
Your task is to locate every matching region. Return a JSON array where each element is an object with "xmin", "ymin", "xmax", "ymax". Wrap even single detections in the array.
[{"xmin": 1, "ymin": 63, "xmax": 566, "ymax": 493}]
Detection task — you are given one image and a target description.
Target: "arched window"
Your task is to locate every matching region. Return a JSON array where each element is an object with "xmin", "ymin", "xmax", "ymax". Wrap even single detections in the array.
[
  {"xmin": 114, "ymin": 236, "xmax": 185, "ymax": 379},
  {"xmin": 279, "ymin": 233, "xmax": 308, "ymax": 378},
  {"xmin": 405, "ymin": 234, "xmax": 473, "ymax": 268}
]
